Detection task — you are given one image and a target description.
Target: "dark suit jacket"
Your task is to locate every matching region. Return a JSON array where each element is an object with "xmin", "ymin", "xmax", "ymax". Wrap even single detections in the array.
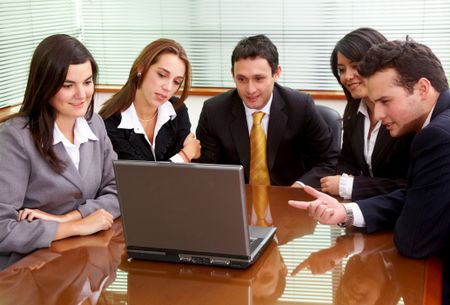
[
  {"xmin": 357, "ymin": 90, "xmax": 450, "ymax": 258},
  {"xmin": 196, "ymin": 83, "xmax": 338, "ymax": 187},
  {"xmin": 338, "ymin": 100, "xmax": 414, "ymax": 200},
  {"xmin": 104, "ymin": 98, "xmax": 191, "ymax": 161}
]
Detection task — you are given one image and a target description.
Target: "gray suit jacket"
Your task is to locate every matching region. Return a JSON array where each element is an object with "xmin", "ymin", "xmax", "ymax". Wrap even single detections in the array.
[{"xmin": 0, "ymin": 113, "xmax": 120, "ymax": 254}]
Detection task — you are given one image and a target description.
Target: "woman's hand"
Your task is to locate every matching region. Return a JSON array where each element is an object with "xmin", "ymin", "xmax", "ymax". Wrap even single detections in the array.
[
  {"xmin": 19, "ymin": 208, "xmax": 65, "ymax": 223},
  {"xmin": 320, "ymin": 175, "xmax": 341, "ymax": 195},
  {"xmin": 181, "ymin": 133, "xmax": 201, "ymax": 161},
  {"xmin": 18, "ymin": 208, "xmax": 82, "ymax": 223},
  {"xmin": 75, "ymin": 209, "xmax": 114, "ymax": 236},
  {"xmin": 53, "ymin": 209, "xmax": 114, "ymax": 241}
]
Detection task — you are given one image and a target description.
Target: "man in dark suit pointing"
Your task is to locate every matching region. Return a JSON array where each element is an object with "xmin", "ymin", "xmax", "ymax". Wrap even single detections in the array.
[
  {"xmin": 196, "ymin": 34, "xmax": 338, "ymax": 187},
  {"xmin": 289, "ymin": 39, "xmax": 450, "ymax": 260}
]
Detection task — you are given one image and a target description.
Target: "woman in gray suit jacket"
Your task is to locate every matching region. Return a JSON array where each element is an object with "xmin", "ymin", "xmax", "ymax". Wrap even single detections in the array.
[{"xmin": 0, "ymin": 34, "xmax": 120, "ymax": 255}]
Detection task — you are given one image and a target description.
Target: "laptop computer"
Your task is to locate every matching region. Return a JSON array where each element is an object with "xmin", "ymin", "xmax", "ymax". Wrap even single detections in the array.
[{"xmin": 113, "ymin": 160, "xmax": 276, "ymax": 269}]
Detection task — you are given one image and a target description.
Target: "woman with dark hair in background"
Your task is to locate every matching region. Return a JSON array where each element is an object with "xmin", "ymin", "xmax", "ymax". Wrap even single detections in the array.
[
  {"xmin": 100, "ymin": 38, "xmax": 200, "ymax": 163},
  {"xmin": 320, "ymin": 28, "xmax": 414, "ymax": 200},
  {"xmin": 0, "ymin": 34, "xmax": 120, "ymax": 254}
]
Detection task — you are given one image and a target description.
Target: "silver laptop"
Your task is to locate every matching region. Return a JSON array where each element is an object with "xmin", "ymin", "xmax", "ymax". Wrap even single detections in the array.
[{"xmin": 113, "ymin": 160, "xmax": 276, "ymax": 269}]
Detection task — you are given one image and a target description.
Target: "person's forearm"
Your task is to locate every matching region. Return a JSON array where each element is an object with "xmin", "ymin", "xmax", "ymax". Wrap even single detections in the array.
[{"xmin": 53, "ymin": 221, "xmax": 80, "ymax": 241}]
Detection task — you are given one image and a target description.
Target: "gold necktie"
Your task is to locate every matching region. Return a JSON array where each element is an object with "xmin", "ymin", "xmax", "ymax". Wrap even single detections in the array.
[
  {"xmin": 250, "ymin": 111, "xmax": 270, "ymax": 186},
  {"xmin": 252, "ymin": 185, "xmax": 270, "ymax": 226},
  {"xmin": 249, "ymin": 112, "xmax": 270, "ymax": 226}
]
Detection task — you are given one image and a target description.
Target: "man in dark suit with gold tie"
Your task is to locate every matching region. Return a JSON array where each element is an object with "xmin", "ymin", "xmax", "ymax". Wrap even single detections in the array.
[{"xmin": 196, "ymin": 34, "xmax": 338, "ymax": 188}]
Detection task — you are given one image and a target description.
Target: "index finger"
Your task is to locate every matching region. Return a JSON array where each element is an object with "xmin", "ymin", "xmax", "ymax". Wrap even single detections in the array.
[
  {"xmin": 291, "ymin": 259, "xmax": 309, "ymax": 276},
  {"xmin": 288, "ymin": 200, "xmax": 310, "ymax": 210},
  {"xmin": 303, "ymin": 185, "xmax": 326, "ymax": 199}
]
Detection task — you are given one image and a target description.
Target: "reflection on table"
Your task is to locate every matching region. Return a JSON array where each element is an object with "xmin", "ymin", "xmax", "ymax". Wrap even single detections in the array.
[
  {"xmin": 0, "ymin": 221, "xmax": 124, "ymax": 305},
  {"xmin": 0, "ymin": 185, "xmax": 443, "ymax": 305}
]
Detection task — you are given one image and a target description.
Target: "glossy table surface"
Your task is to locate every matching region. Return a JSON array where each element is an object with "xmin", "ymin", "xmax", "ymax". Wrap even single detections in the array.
[{"xmin": 0, "ymin": 185, "xmax": 443, "ymax": 305}]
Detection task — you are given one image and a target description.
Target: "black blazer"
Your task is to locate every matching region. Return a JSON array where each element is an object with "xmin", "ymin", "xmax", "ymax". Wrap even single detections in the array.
[
  {"xmin": 196, "ymin": 83, "xmax": 338, "ymax": 187},
  {"xmin": 338, "ymin": 100, "xmax": 414, "ymax": 200},
  {"xmin": 104, "ymin": 98, "xmax": 191, "ymax": 161},
  {"xmin": 358, "ymin": 90, "xmax": 450, "ymax": 258}
]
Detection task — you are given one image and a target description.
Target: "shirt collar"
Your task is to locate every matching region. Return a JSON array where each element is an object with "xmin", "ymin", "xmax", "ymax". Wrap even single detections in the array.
[
  {"xmin": 53, "ymin": 117, "xmax": 98, "ymax": 146},
  {"xmin": 422, "ymin": 104, "xmax": 436, "ymax": 129},
  {"xmin": 243, "ymin": 93, "xmax": 273, "ymax": 117},
  {"xmin": 357, "ymin": 99, "xmax": 369, "ymax": 118},
  {"xmin": 117, "ymin": 101, "xmax": 177, "ymax": 135}
]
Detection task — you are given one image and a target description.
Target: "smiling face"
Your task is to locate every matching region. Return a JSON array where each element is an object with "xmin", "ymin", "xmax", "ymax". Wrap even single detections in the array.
[
  {"xmin": 337, "ymin": 51, "xmax": 368, "ymax": 99},
  {"xmin": 135, "ymin": 52, "xmax": 186, "ymax": 109},
  {"xmin": 368, "ymin": 68, "xmax": 429, "ymax": 137},
  {"xmin": 232, "ymin": 57, "xmax": 281, "ymax": 110},
  {"xmin": 50, "ymin": 60, "xmax": 94, "ymax": 125}
]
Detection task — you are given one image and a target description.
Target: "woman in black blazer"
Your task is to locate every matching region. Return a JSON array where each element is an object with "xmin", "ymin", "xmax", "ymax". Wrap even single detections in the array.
[
  {"xmin": 100, "ymin": 38, "xmax": 200, "ymax": 162},
  {"xmin": 320, "ymin": 28, "xmax": 414, "ymax": 200}
]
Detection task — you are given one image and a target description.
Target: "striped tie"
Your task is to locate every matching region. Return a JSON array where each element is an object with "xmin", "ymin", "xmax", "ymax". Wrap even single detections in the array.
[{"xmin": 249, "ymin": 111, "xmax": 270, "ymax": 186}]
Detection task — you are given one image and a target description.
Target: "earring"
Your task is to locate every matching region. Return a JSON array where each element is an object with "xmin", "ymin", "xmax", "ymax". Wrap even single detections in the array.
[{"xmin": 137, "ymin": 72, "xmax": 142, "ymax": 78}]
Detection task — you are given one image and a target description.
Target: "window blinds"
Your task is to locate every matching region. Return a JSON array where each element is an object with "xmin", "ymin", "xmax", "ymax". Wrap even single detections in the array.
[
  {"xmin": 1, "ymin": 0, "xmax": 449, "ymax": 107},
  {"xmin": 0, "ymin": 1, "xmax": 79, "ymax": 107}
]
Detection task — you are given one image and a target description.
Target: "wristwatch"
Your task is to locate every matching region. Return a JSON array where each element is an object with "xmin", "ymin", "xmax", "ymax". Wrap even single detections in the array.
[{"xmin": 338, "ymin": 204, "xmax": 354, "ymax": 228}]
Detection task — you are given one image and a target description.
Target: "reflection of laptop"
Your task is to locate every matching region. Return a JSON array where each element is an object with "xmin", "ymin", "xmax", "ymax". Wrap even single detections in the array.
[
  {"xmin": 113, "ymin": 160, "xmax": 276, "ymax": 269},
  {"xmin": 119, "ymin": 242, "xmax": 279, "ymax": 305}
]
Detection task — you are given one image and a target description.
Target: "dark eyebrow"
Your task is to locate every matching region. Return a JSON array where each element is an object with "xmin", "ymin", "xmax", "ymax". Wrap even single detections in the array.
[
  {"xmin": 157, "ymin": 67, "xmax": 170, "ymax": 74},
  {"xmin": 374, "ymin": 96, "xmax": 388, "ymax": 102},
  {"xmin": 64, "ymin": 75, "xmax": 93, "ymax": 83},
  {"xmin": 157, "ymin": 67, "xmax": 184, "ymax": 80}
]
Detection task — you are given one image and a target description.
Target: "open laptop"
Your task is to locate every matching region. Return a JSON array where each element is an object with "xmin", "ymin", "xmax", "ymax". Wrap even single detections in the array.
[{"xmin": 113, "ymin": 160, "xmax": 276, "ymax": 269}]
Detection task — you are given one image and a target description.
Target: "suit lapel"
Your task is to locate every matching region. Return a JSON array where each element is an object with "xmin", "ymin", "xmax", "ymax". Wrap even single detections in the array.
[
  {"xmin": 230, "ymin": 98, "xmax": 250, "ymax": 176},
  {"xmin": 267, "ymin": 88, "xmax": 287, "ymax": 171},
  {"xmin": 128, "ymin": 131, "xmax": 155, "ymax": 160},
  {"xmin": 54, "ymin": 143, "xmax": 84, "ymax": 192},
  {"xmin": 155, "ymin": 122, "xmax": 175, "ymax": 160},
  {"xmin": 371, "ymin": 125, "xmax": 391, "ymax": 167}
]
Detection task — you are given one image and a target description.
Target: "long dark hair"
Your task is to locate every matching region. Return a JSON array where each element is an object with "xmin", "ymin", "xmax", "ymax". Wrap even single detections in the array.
[
  {"xmin": 330, "ymin": 28, "xmax": 387, "ymax": 120},
  {"xmin": 6, "ymin": 34, "xmax": 98, "ymax": 173},
  {"xmin": 99, "ymin": 38, "xmax": 192, "ymax": 120}
]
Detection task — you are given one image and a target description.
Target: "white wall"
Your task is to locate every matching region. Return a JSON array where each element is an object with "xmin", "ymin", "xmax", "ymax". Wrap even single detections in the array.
[{"xmin": 95, "ymin": 92, "xmax": 346, "ymax": 133}]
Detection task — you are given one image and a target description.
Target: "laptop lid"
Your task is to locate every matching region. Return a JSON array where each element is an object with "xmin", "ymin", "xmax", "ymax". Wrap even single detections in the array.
[{"xmin": 113, "ymin": 161, "xmax": 276, "ymax": 268}]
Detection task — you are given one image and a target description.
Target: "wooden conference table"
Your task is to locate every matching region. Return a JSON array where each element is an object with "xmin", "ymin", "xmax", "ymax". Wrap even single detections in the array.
[{"xmin": 0, "ymin": 185, "xmax": 443, "ymax": 305}]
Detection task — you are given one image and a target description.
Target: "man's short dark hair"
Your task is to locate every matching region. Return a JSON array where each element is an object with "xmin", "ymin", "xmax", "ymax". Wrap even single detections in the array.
[
  {"xmin": 358, "ymin": 39, "xmax": 449, "ymax": 93},
  {"xmin": 231, "ymin": 34, "xmax": 279, "ymax": 75}
]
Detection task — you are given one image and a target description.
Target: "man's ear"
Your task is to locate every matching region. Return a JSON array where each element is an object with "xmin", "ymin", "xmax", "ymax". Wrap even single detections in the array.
[
  {"xmin": 416, "ymin": 77, "xmax": 431, "ymax": 100},
  {"xmin": 273, "ymin": 66, "xmax": 282, "ymax": 81}
]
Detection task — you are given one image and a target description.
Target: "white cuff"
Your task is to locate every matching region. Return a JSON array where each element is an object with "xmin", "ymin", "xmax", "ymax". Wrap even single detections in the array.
[
  {"xmin": 170, "ymin": 154, "xmax": 186, "ymax": 163},
  {"xmin": 294, "ymin": 181, "xmax": 305, "ymax": 187},
  {"xmin": 344, "ymin": 202, "xmax": 366, "ymax": 227},
  {"xmin": 339, "ymin": 173, "xmax": 354, "ymax": 199}
]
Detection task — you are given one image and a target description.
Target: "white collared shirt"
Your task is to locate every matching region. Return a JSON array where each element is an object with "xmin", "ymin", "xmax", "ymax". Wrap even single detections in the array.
[
  {"xmin": 53, "ymin": 117, "xmax": 98, "ymax": 170},
  {"xmin": 422, "ymin": 104, "xmax": 435, "ymax": 129},
  {"xmin": 117, "ymin": 101, "xmax": 184, "ymax": 162},
  {"xmin": 242, "ymin": 94, "xmax": 273, "ymax": 136},
  {"xmin": 339, "ymin": 100, "xmax": 381, "ymax": 199}
]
